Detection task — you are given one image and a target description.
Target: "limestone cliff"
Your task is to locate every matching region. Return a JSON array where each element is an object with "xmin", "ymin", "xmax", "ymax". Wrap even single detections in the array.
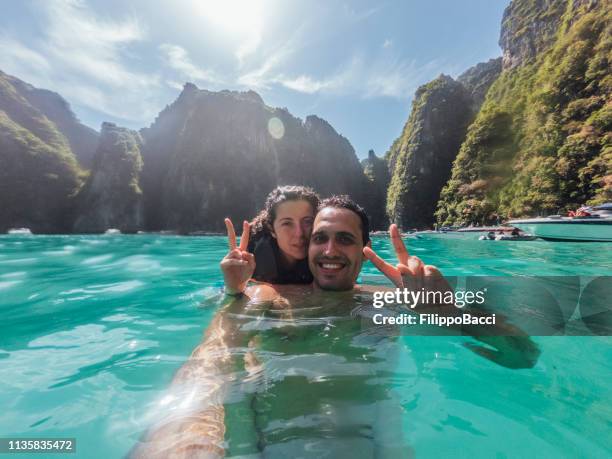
[
  {"xmin": 0, "ymin": 71, "xmax": 84, "ymax": 233},
  {"xmin": 73, "ymin": 123, "xmax": 144, "ymax": 233},
  {"xmin": 141, "ymin": 84, "xmax": 369, "ymax": 232},
  {"xmin": 499, "ymin": 0, "xmax": 567, "ymax": 69},
  {"xmin": 0, "ymin": 71, "xmax": 98, "ymax": 168},
  {"xmin": 361, "ymin": 150, "xmax": 390, "ymax": 229},
  {"xmin": 437, "ymin": 0, "xmax": 611, "ymax": 225},
  {"xmin": 457, "ymin": 58, "xmax": 503, "ymax": 112},
  {"xmin": 385, "ymin": 75, "xmax": 473, "ymax": 229}
]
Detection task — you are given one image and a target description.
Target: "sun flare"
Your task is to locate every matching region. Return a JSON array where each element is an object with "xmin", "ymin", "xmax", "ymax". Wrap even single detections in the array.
[{"xmin": 194, "ymin": 0, "xmax": 263, "ymax": 34}]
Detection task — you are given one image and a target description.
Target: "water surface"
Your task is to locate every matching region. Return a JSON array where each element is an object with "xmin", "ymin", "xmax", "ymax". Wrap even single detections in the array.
[{"xmin": 0, "ymin": 235, "xmax": 610, "ymax": 457}]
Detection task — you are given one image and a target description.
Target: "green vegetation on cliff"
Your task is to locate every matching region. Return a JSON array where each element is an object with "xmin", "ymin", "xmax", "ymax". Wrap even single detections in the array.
[
  {"xmin": 0, "ymin": 72, "xmax": 83, "ymax": 232},
  {"xmin": 73, "ymin": 123, "xmax": 144, "ymax": 233},
  {"xmin": 386, "ymin": 75, "xmax": 473, "ymax": 228},
  {"xmin": 436, "ymin": 0, "xmax": 611, "ymax": 225}
]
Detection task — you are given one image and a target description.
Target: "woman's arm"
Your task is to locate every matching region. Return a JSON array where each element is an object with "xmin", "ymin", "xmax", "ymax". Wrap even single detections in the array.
[{"xmin": 221, "ymin": 219, "xmax": 256, "ymax": 295}]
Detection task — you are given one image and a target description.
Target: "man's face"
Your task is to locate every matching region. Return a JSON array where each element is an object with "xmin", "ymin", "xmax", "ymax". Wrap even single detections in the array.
[{"xmin": 308, "ymin": 207, "xmax": 365, "ymax": 291}]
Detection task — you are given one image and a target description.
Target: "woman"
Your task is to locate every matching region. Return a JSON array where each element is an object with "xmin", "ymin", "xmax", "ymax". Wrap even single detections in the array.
[{"xmin": 222, "ymin": 186, "xmax": 320, "ymax": 295}]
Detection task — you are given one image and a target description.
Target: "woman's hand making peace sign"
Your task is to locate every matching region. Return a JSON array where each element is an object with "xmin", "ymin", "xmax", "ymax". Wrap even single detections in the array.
[{"xmin": 221, "ymin": 218, "xmax": 256, "ymax": 295}]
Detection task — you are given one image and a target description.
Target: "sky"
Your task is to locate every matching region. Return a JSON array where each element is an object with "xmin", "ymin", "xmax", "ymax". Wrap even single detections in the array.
[{"xmin": 0, "ymin": 0, "xmax": 510, "ymax": 159}]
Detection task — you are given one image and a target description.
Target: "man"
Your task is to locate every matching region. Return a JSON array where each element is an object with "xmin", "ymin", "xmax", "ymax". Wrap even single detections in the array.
[
  {"xmin": 222, "ymin": 195, "xmax": 448, "ymax": 301},
  {"xmin": 132, "ymin": 196, "xmax": 538, "ymax": 458}
]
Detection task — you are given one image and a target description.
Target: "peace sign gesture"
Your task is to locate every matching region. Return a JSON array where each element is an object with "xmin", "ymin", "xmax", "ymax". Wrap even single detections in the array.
[
  {"xmin": 220, "ymin": 218, "xmax": 256, "ymax": 295},
  {"xmin": 363, "ymin": 224, "xmax": 449, "ymax": 296}
]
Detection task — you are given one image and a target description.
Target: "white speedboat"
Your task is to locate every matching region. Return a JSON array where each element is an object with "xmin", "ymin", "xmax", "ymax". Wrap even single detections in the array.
[
  {"xmin": 508, "ymin": 203, "xmax": 612, "ymax": 242},
  {"xmin": 7, "ymin": 228, "xmax": 32, "ymax": 235}
]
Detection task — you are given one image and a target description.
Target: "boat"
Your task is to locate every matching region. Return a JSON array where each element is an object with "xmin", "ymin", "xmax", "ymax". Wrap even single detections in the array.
[
  {"xmin": 104, "ymin": 228, "xmax": 122, "ymax": 235},
  {"xmin": 7, "ymin": 228, "xmax": 32, "ymax": 235},
  {"xmin": 494, "ymin": 234, "xmax": 538, "ymax": 241},
  {"xmin": 478, "ymin": 227, "xmax": 537, "ymax": 241},
  {"xmin": 415, "ymin": 230, "xmax": 475, "ymax": 240},
  {"xmin": 508, "ymin": 203, "xmax": 612, "ymax": 242},
  {"xmin": 457, "ymin": 226, "xmax": 516, "ymax": 233}
]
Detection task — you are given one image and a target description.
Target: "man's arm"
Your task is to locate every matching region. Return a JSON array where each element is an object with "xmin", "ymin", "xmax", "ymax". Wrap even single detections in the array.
[
  {"xmin": 130, "ymin": 294, "xmax": 261, "ymax": 458},
  {"xmin": 362, "ymin": 225, "xmax": 541, "ymax": 369}
]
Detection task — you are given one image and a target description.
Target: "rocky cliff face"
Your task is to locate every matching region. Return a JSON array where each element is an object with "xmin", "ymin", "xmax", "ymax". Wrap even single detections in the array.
[
  {"xmin": 141, "ymin": 84, "xmax": 369, "ymax": 232},
  {"xmin": 1, "ymin": 74, "xmax": 371, "ymax": 233},
  {"xmin": 0, "ymin": 71, "xmax": 84, "ymax": 233},
  {"xmin": 437, "ymin": 0, "xmax": 611, "ymax": 225},
  {"xmin": 73, "ymin": 123, "xmax": 144, "ymax": 233},
  {"xmin": 361, "ymin": 150, "xmax": 390, "ymax": 229},
  {"xmin": 457, "ymin": 57, "xmax": 503, "ymax": 112},
  {"xmin": 385, "ymin": 75, "xmax": 474, "ymax": 228},
  {"xmin": 0, "ymin": 71, "xmax": 98, "ymax": 168},
  {"xmin": 499, "ymin": 0, "xmax": 567, "ymax": 69}
]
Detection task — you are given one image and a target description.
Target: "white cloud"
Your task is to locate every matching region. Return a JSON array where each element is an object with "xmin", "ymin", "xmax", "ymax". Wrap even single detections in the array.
[
  {"xmin": 42, "ymin": 0, "xmax": 153, "ymax": 88},
  {"xmin": 235, "ymin": 29, "xmax": 262, "ymax": 65},
  {"xmin": 159, "ymin": 44, "xmax": 217, "ymax": 83},
  {"xmin": 279, "ymin": 75, "xmax": 334, "ymax": 94},
  {"xmin": 231, "ymin": 3, "xmax": 445, "ymax": 102},
  {"xmin": 0, "ymin": 0, "xmax": 162, "ymax": 125},
  {"xmin": 267, "ymin": 54, "xmax": 447, "ymax": 100},
  {"xmin": 236, "ymin": 39, "xmax": 297, "ymax": 89},
  {"xmin": 343, "ymin": 5, "xmax": 382, "ymax": 23},
  {"xmin": 165, "ymin": 80, "xmax": 186, "ymax": 91},
  {"xmin": 0, "ymin": 36, "xmax": 50, "ymax": 75}
]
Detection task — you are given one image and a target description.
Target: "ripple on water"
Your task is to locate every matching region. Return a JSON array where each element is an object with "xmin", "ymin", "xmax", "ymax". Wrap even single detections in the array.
[
  {"xmin": 0, "ymin": 257, "xmax": 37, "ymax": 264},
  {"xmin": 101, "ymin": 313, "xmax": 136, "ymax": 323},
  {"xmin": 41, "ymin": 245, "xmax": 77, "ymax": 257},
  {"xmin": 81, "ymin": 239, "xmax": 109, "ymax": 245},
  {"xmin": 60, "ymin": 280, "xmax": 145, "ymax": 295},
  {"xmin": 81, "ymin": 254, "xmax": 114, "ymax": 265},
  {"xmin": 0, "ymin": 271, "xmax": 26, "ymax": 279},
  {"xmin": 0, "ymin": 280, "xmax": 22, "ymax": 290},
  {"xmin": 112, "ymin": 255, "xmax": 163, "ymax": 273}
]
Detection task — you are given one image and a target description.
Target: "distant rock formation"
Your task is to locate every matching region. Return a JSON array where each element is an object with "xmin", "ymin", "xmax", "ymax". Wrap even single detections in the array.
[
  {"xmin": 499, "ymin": 0, "xmax": 568, "ymax": 69},
  {"xmin": 8, "ymin": 0, "xmax": 605, "ymax": 234},
  {"xmin": 361, "ymin": 150, "xmax": 389, "ymax": 229},
  {"xmin": 385, "ymin": 75, "xmax": 473, "ymax": 229},
  {"xmin": 0, "ymin": 72, "xmax": 375, "ymax": 233},
  {"xmin": 0, "ymin": 71, "xmax": 84, "ymax": 233},
  {"xmin": 140, "ymin": 84, "xmax": 370, "ymax": 233},
  {"xmin": 457, "ymin": 58, "xmax": 502, "ymax": 112},
  {"xmin": 73, "ymin": 123, "xmax": 144, "ymax": 233},
  {"xmin": 0, "ymin": 71, "xmax": 98, "ymax": 168}
]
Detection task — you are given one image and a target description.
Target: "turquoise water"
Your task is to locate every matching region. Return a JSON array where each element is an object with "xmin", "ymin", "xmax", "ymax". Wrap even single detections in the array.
[{"xmin": 0, "ymin": 234, "xmax": 611, "ymax": 458}]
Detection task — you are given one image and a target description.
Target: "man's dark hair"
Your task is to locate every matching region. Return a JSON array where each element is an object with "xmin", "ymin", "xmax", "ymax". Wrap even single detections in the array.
[{"xmin": 318, "ymin": 195, "xmax": 370, "ymax": 245}]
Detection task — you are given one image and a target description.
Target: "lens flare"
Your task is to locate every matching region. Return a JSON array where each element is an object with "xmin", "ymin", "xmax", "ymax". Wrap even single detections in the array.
[{"xmin": 268, "ymin": 117, "xmax": 285, "ymax": 139}]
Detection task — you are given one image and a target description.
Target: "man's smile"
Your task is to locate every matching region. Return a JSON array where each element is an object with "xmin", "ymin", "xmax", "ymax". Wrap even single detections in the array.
[{"xmin": 315, "ymin": 258, "xmax": 348, "ymax": 274}]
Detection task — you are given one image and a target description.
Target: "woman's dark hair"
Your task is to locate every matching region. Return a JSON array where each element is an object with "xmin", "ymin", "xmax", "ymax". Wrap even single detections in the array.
[{"xmin": 251, "ymin": 186, "xmax": 320, "ymax": 238}]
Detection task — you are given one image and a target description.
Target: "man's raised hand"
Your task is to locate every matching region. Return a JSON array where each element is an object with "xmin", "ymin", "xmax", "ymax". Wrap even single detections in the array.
[
  {"xmin": 221, "ymin": 218, "xmax": 255, "ymax": 295},
  {"xmin": 363, "ymin": 224, "xmax": 448, "ymax": 294}
]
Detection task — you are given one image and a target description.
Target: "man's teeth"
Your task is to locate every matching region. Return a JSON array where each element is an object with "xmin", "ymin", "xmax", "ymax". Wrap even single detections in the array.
[{"xmin": 322, "ymin": 263, "xmax": 343, "ymax": 269}]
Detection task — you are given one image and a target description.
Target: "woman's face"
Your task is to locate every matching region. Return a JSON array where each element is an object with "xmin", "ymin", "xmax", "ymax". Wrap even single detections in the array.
[{"xmin": 271, "ymin": 200, "xmax": 315, "ymax": 264}]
